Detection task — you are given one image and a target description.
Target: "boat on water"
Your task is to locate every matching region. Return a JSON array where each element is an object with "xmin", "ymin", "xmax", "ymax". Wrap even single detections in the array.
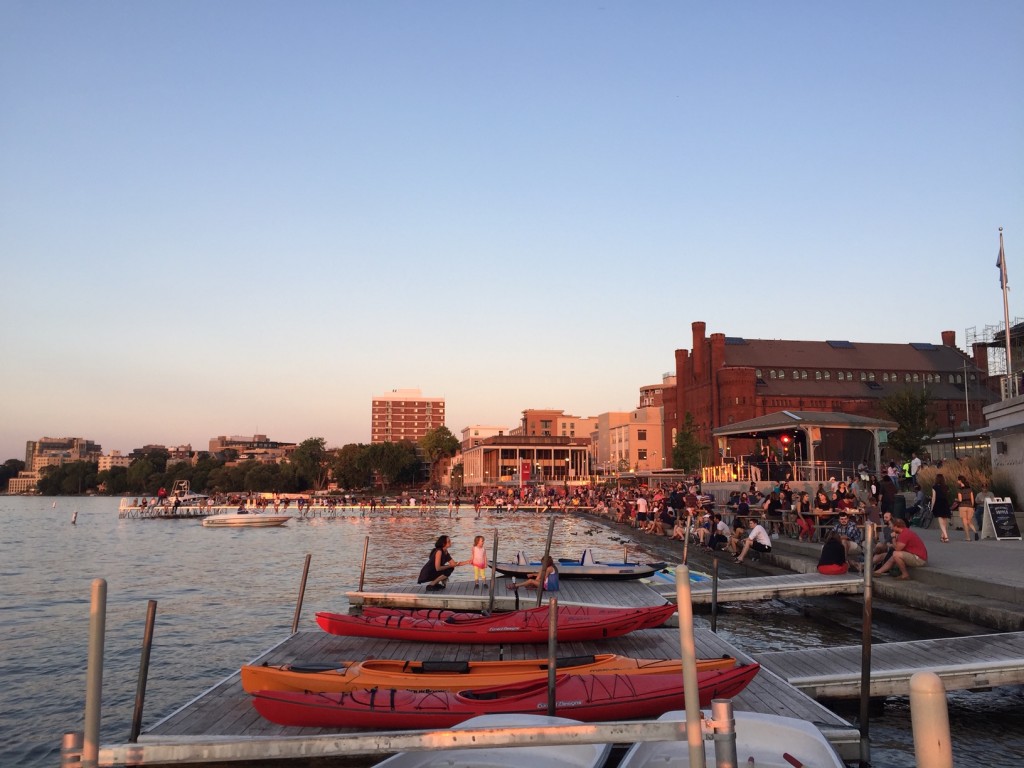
[
  {"xmin": 493, "ymin": 549, "xmax": 667, "ymax": 581},
  {"xmin": 240, "ymin": 652, "xmax": 738, "ymax": 694},
  {"xmin": 250, "ymin": 664, "xmax": 760, "ymax": 729},
  {"xmin": 315, "ymin": 602, "xmax": 676, "ymax": 644},
  {"xmin": 617, "ymin": 709, "xmax": 846, "ymax": 768},
  {"xmin": 372, "ymin": 713, "xmax": 613, "ymax": 768},
  {"xmin": 202, "ymin": 512, "xmax": 290, "ymax": 528}
]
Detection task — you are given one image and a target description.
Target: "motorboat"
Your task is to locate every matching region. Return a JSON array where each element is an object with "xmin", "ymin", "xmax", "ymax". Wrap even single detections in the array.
[
  {"xmin": 202, "ymin": 512, "xmax": 290, "ymax": 528},
  {"xmin": 617, "ymin": 709, "xmax": 846, "ymax": 768}
]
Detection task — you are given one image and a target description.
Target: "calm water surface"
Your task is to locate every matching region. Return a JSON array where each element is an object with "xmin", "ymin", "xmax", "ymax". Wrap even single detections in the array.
[{"xmin": 1, "ymin": 497, "xmax": 1020, "ymax": 766}]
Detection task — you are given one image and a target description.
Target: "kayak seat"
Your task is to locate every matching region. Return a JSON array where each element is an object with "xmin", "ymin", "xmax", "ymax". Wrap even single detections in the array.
[
  {"xmin": 286, "ymin": 662, "xmax": 347, "ymax": 674},
  {"xmin": 413, "ymin": 660, "xmax": 471, "ymax": 674},
  {"xmin": 543, "ymin": 654, "xmax": 597, "ymax": 670}
]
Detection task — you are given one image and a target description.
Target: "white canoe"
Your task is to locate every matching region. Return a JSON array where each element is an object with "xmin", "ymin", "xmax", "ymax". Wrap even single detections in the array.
[
  {"xmin": 618, "ymin": 710, "xmax": 846, "ymax": 768},
  {"xmin": 201, "ymin": 514, "xmax": 290, "ymax": 528},
  {"xmin": 373, "ymin": 714, "xmax": 611, "ymax": 768}
]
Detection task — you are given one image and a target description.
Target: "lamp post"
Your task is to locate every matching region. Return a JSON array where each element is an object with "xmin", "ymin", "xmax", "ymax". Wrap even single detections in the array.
[{"xmin": 948, "ymin": 408, "xmax": 957, "ymax": 460}]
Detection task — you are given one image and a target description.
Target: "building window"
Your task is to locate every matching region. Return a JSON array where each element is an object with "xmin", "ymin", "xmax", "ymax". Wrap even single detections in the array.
[
  {"xmin": 793, "ymin": 370, "xmax": 799, "ymax": 379},
  {"xmin": 801, "ymin": 370, "xmax": 808, "ymax": 380},
  {"xmin": 913, "ymin": 373, "xmax": 920, "ymax": 382},
  {"xmin": 778, "ymin": 370, "xmax": 786, "ymax": 379},
  {"xmin": 637, "ymin": 430, "xmax": 647, "ymax": 441},
  {"xmin": 824, "ymin": 371, "xmax": 831, "ymax": 380},
  {"xmin": 638, "ymin": 449, "xmax": 648, "ymax": 461},
  {"xmin": 905, "ymin": 373, "xmax": 912, "ymax": 382},
  {"xmin": 755, "ymin": 369, "xmax": 762, "ymax": 378},
  {"xmin": 882, "ymin": 373, "xmax": 889, "ymax": 382},
  {"xmin": 815, "ymin": 371, "xmax": 822, "ymax": 380},
  {"xmin": 860, "ymin": 372, "xmax": 867, "ymax": 381},
  {"xmin": 956, "ymin": 374, "xmax": 963, "ymax": 384},
  {"xmin": 770, "ymin": 370, "xmax": 777, "ymax": 379},
  {"xmin": 868, "ymin": 372, "xmax": 876, "ymax": 381}
]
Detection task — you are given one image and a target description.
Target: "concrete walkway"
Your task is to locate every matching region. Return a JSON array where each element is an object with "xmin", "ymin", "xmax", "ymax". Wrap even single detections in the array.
[{"xmin": 762, "ymin": 524, "xmax": 1024, "ymax": 631}]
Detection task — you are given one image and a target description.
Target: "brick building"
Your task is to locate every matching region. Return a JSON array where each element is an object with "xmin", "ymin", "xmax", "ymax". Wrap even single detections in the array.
[
  {"xmin": 370, "ymin": 389, "xmax": 445, "ymax": 444},
  {"xmin": 664, "ymin": 321, "xmax": 998, "ymax": 468}
]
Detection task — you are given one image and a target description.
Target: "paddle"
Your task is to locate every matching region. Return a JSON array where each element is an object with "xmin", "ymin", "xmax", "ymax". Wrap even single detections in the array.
[{"xmin": 783, "ymin": 753, "xmax": 804, "ymax": 767}]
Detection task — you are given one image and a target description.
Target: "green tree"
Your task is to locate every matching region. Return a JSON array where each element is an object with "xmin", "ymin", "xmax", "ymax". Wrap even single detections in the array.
[
  {"xmin": 1, "ymin": 458, "xmax": 25, "ymax": 488},
  {"xmin": 672, "ymin": 413, "xmax": 708, "ymax": 472},
  {"xmin": 36, "ymin": 461, "xmax": 99, "ymax": 495},
  {"xmin": 290, "ymin": 437, "xmax": 330, "ymax": 490},
  {"xmin": 333, "ymin": 443, "xmax": 373, "ymax": 489},
  {"xmin": 881, "ymin": 387, "xmax": 936, "ymax": 457},
  {"xmin": 97, "ymin": 466, "xmax": 130, "ymax": 495},
  {"xmin": 419, "ymin": 427, "xmax": 459, "ymax": 485},
  {"xmin": 366, "ymin": 441, "xmax": 420, "ymax": 490},
  {"xmin": 126, "ymin": 458, "xmax": 156, "ymax": 493}
]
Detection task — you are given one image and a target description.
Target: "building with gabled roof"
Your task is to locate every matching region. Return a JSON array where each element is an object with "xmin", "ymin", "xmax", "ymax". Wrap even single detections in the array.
[{"xmin": 663, "ymin": 322, "xmax": 999, "ymax": 472}]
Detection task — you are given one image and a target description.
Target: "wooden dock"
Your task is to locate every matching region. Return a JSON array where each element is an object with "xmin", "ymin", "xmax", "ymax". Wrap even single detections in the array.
[
  {"xmin": 648, "ymin": 572, "xmax": 865, "ymax": 604},
  {"xmin": 756, "ymin": 631, "xmax": 1024, "ymax": 699},
  {"xmin": 113, "ymin": 578, "xmax": 861, "ymax": 764}
]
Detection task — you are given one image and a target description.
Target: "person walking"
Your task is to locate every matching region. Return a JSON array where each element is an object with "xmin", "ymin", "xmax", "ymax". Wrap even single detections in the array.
[
  {"xmin": 955, "ymin": 476, "xmax": 977, "ymax": 541},
  {"xmin": 931, "ymin": 473, "xmax": 952, "ymax": 543}
]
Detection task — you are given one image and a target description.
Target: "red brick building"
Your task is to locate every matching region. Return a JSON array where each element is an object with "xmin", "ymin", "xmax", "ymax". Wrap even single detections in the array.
[
  {"xmin": 370, "ymin": 388, "xmax": 445, "ymax": 444},
  {"xmin": 663, "ymin": 321, "xmax": 998, "ymax": 466}
]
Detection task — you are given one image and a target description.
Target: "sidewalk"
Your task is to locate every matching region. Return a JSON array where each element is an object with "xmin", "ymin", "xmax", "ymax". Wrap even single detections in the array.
[{"xmin": 763, "ymin": 525, "xmax": 1024, "ymax": 631}]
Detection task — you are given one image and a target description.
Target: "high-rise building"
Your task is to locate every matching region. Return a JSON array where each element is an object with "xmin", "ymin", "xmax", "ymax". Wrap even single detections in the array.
[
  {"xmin": 371, "ymin": 389, "xmax": 445, "ymax": 444},
  {"xmin": 25, "ymin": 437, "xmax": 101, "ymax": 472}
]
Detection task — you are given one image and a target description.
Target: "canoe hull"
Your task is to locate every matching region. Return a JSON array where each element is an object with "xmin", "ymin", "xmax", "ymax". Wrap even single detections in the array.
[
  {"xmin": 252, "ymin": 665, "xmax": 760, "ymax": 729},
  {"xmin": 315, "ymin": 603, "xmax": 676, "ymax": 644}
]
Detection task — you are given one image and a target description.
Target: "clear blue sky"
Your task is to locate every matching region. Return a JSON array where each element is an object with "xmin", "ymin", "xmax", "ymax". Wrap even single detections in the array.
[{"xmin": 2, "ymin": 2, "xmax": 1022, "ymax": 461}]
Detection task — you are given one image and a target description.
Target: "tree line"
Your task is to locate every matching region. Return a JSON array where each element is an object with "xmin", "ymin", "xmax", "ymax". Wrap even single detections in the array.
[{"xmin": 19, "ymin": 428, "xmax": 462, "ymax": 497}]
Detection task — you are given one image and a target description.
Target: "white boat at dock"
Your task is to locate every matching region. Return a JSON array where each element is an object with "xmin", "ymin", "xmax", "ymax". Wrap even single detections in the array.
[
  {"xmin": 617, "ymin": 709, "xmax": 846, "ymax": 768},
  {"xmin": 373, "ymin": 714, "xmax": 612, "ymax": 768}
]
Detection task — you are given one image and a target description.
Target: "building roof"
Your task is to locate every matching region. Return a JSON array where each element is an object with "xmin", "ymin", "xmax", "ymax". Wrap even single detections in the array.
[
  {"xmin": 722, "ymin": 338, "xmax": 970, "ymax": 372},
  {"xmin": 713, "ymin": 410, "xmax": 898, "ymax": 437}
]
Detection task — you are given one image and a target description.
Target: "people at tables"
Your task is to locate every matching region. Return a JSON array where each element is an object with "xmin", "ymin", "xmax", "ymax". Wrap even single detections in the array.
[
  {"xmin": 817, "ymin": 530, "xmax": 849, "ymax": 575},
  {"xmin": 793, "ymin": 491, "xmax": 816, "ymax": 542},
  {"xmin": 873, "ymin": 518, "xmax": 928, "ymax": 580},
  {"xmin": 734, "ymin": 517, "xmax": 772, "ymax": 565}
]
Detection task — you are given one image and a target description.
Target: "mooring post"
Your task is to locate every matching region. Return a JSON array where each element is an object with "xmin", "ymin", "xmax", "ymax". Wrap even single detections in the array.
[
  {"xmin": 488, "ymin": 533, "xmax": 499, "ymax": 613},
  {"xmin": 60, "ymin": 731, "xmax": 83, "ymax": 767},
  {"xmin": 537, "ymin": 516, "xmax": 556, "ymax": 609},
  {"xmin": 357, "ymin": 536, "xmax": 369, "ymax": 593},
  {"xmin": 858, "ymin": 521, "xmax": 875, "ymax": 767},
  {"xmin": 292, "ymin": 554, "xmax": 312, "ymax": 634},
  {"xmin": 83, "ymin": 578, "xmax": 106, "ymax": 768},
  {"xmin": 709, "ymin": 698, "xmax": 737, "ymax": 768},
  {"xmin": 910, "ymin": 671, "xmax": 953, "ymax": 768},
  {"xmin": 675, "ymin": 566, "xmax": 707, "ymax": 768},
  {"xmin": 129, "ymin": 599, "xmax": 157, "ymax": 743},
  {"xmin": 710, "ymin": 555, "xmax": 719, "ymax": 633}
]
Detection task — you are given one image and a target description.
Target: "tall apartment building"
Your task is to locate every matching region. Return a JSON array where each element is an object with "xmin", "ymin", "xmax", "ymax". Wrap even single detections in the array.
[
  {"xmin": 98, "ymin": 451, "xmax": 132, "ymax": 472},
  {"xmin": 371, "ymin": 389, "xmax": 445, "ymax": 444},
  {"xmin": 25, "ymin": 437, "xmax": 101, "ymax": 472}
]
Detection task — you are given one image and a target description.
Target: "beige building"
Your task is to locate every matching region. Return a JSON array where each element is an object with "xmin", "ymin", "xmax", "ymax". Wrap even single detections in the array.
[
  {"xmin": 511, "ymin": 409, "xmax": 597, "ymax": 440},
  {"xmin": 98, "ymin": 451, "xmax": 132, "ymax": 472},
  {"xmin": 7, "ymin": 471, "xmax": 39, "ymax": 494},
  {"xmin": 592, "ymin": 407, "xmax": 666, "ymax": 475},
  {"xmin": 371, "ymin": 388, "xmax": 445, "ymax": 444},
  {"xmin": 461, "ymin": 425, "xmax": 508, "ymax": 450},
  {"xmin": 25, "ymin": 437, "xmax": 101, "ymax": 472},
  {"xmin": 461, "ymin": 435, "xmax": 591, "ymax": 488}
]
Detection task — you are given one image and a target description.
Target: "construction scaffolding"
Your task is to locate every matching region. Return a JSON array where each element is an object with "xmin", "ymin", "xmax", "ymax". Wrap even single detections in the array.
[{"xmin": 966, "ymin": 317, "xmax": 1024, "ymax": 377}]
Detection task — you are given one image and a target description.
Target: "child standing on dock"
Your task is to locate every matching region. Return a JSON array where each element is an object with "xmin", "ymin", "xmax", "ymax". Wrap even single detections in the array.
[{"xmin": 470, "ymin": 535, "xmax": 488, "ymax": 588}]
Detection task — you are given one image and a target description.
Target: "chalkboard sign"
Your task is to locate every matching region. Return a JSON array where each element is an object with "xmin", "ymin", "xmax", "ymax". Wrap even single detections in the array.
[{"xmin": 982, "ymin": 499, "xmax": 1022, "ymax": 541}]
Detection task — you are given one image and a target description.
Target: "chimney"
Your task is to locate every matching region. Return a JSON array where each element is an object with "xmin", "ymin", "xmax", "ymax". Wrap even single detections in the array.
[
  {"xmin": 941, "ymin": 330, "xmax": 956, "ymax": 348},
  {"xmin": 692, "ymin": 321, "xmax": 706, "ymax": 382}
]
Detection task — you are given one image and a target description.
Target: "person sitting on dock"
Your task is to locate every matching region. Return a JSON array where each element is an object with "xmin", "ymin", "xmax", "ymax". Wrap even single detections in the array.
[
  {"xmin": 816, "ymin": 530, "xmax": 849, "ymax": 575},
  {"xmin": 510, "ymin": 556, "xmax": 558, "ymax": 591},
  {"xmin": 831, "ymin": 512, "xmax": 863, "ymax": 558},
  {"xmin": 873, "ymin": 518, "xmax": 928, "ymax": 580},
  {"xmin": 734, "ymin": 517, "xmax": 772, "ymax": 565}
]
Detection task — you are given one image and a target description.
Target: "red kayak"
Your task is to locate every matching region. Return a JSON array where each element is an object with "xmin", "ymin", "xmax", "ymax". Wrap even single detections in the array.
[
  {"xmin": 360, "ymin": 604, "xmax": 666, "ymax": 622},
  {"xmin": 252, "ymin": 664, "xmax": 760, "ymax": 729},
  {"xmin": 316, "ymin": 603, "xmax": 676, "ymax": 644}
]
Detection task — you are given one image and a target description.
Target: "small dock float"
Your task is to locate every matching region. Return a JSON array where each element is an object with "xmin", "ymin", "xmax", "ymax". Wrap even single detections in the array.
[
  {"xmin": 756, "ymin": 630, "xmax": 1024, "ymax": 699},
  {"xmin": 649, "ymin": 572, "xmax": 865, "ymax": 605}
]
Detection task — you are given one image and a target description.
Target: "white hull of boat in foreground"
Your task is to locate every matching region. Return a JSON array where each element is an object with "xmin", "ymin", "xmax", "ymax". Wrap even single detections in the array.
[
  {"xmin": 373, "ymin": 714, "xmax": 612, "ymax": 768},
  {"xmin": 618, "ymin": 710, "xmax": 846, "ymax": 768},
  {"xmin": 201, "ymin": 514, "xmax": 290, "ymax": 528}
]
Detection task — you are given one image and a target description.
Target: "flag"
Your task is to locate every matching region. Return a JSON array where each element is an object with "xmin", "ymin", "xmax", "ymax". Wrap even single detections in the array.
[{"xmin": 997, "ymin": 231, "xmax": 1008, "ymax": 290}]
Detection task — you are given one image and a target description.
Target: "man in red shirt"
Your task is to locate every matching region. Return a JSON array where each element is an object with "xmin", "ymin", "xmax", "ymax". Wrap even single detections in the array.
[{"xmin": 873, "ymin": 518, "xmax": 927, "ymax": 580}]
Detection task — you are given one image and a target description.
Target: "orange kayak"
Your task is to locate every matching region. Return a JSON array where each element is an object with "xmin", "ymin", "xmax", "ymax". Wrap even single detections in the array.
[{"xmin": 241, "ymin": 652, "xmax": 737, "ymax": 694}]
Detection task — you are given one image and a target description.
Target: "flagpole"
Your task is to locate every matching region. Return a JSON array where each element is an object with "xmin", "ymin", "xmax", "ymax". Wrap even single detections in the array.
[{"xmin": 998, "ymin": 227, "xmax": 1014, "ymax": 397}]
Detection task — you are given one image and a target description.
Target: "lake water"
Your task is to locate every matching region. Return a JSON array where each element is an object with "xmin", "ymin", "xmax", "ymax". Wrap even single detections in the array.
[{"xmin": 2, "ymin": 496, "xmax": 1021, "ymax": 766}]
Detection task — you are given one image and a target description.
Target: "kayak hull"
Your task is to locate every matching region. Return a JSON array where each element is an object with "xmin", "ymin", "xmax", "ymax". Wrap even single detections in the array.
[{"xmin": 252, "ymin": 665, "xmax": 760, "ymax": 729}]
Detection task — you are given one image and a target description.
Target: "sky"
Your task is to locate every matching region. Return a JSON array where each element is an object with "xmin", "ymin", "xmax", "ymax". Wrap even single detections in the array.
[{"xmin": 2, "ymin": 2, "xmax": 1022, "ymax": 462}]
